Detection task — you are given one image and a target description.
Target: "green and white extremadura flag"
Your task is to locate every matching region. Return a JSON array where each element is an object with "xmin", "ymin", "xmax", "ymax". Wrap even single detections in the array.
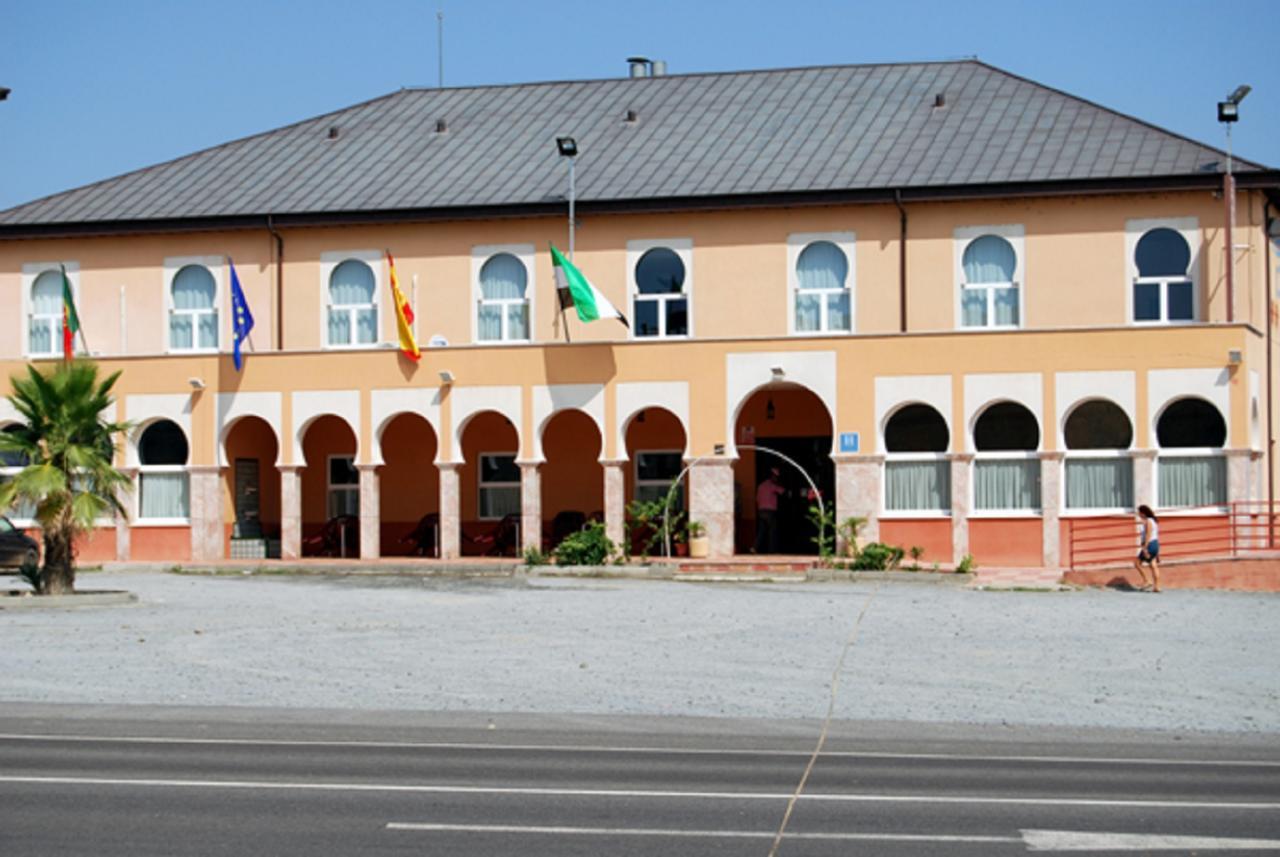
[{"xmin": 550, "ymin": 244, "xmax": 629, "ymax": 328}]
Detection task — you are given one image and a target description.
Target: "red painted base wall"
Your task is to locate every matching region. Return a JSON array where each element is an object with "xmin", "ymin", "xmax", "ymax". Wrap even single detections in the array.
[
  {"xmin": 969, "ymin": 518, "xmax": 1043, "ymax": 567},
  {"xmin": 131, "ymin": 527, "xmax": 191, "ymax": 562},
  {"xmin": 878, "ymin": 519, "xmax": 951, "ymax": 565}
]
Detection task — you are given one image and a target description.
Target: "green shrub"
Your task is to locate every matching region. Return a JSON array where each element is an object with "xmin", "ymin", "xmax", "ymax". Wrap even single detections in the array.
[
  {"xmin": 554, "ymin": 521, "xmax": 617, "ymax": 566},
  {"xmin": 955, "ymin": 554, "xmax": 978, "ymax": 574},
  {"xmin": 522, "ymin": 545, "xmax": 550, "ymax": 566},
  {"xmin": 851, "ymin": 542, "xmax": 905, "ymax": 570}
]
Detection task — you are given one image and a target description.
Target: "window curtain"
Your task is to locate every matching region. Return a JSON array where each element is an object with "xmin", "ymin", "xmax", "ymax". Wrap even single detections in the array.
[
  {"xmin": 1065, "ymin": 458, "xmax": 1134, "ymax": 509},
  {"xmin": 961, "ymin": 290, "xmax": 986, "ymax": 327},
  {"xmin": 30, "ymin": 273, "xmax": 61, "ymax": 353},
  {"xmin": 826, "ymin": 292, "xmax": 851, "ymax": 331},
  {"xmin": 962, "ymin": 235, "xmax": 1016, "ymax": 283},
  {"xmin": 506, "ymin": 304, "xmax": 528, "ymax": 340},
  {"xmin": 795, "ymin": 294, "xmax": 821, "ymax": 331},
  {"xmin": 140, "ymin": 472, "xmax": 190, "ymax": 519},
  {"xmin": 1159, "ymin": 456, "xmax": 1227, "ymax": 508},
  {"xmin": 172, "ymin": 266, "xmax": 217, "ymax": 349},
  {"xmin": 480, "ymin": 255, "xmax": 527, "ymax": 300},
  {"xmin": 974, "ymin": 459, "xmax": 1040, "ymax": 510},
  {"xmin": 796, "ymin": 241, "xmax": 847, "ymax": 290},
  {"xmin": 885, "ymin": 460, "xmax": 950, "ymax": 511},
  {"xmin": 477, "ymin": 305, "xmax": 503, "ymax": 341},
  {"xmin": 480, "ymin": 486, "xmax": 520, "ymax": 519}
]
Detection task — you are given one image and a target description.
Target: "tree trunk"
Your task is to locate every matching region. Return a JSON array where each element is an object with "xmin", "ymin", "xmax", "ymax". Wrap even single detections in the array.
[{"xmin": 40, "ymin": 525, "xmax": 76, "ymax": 595}]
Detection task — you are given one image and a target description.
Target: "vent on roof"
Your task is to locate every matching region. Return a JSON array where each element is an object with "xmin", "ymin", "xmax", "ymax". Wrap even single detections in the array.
[
  {"xmin": 934, "ymin": 93, "xmax": 946, "ymax": 108},
  {"xmin": 326, "ymin": 126, "xmax": 340, "ymax": 140},
  {"xmin": 624, "ymin": 109, "xmax": 638, "ymax": 123},
  {"xmin": 626, "ymin": 57, "xmax": 666, "ymax": 78},
  {"xmin": 435, "ymin": 118, "xmax": 448, "ymax": 133}
]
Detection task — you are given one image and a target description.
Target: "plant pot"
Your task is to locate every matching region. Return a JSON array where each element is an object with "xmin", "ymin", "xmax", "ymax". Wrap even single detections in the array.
[
  {"xmin": 674, "ymin": 542, "xmax": 689, "ymax": 557},
  {"xmin": 688, "ymin": 535, "xmax": 710, "ymax": 558}
]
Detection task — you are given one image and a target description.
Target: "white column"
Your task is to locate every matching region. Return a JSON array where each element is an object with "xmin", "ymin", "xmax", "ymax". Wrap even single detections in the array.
[
  {"xmin": 602, "ymin": 459, "xmax": 627, "ymax": 550},
  {"xmin": 689, "ymin": 457, "xmax": 734, "ymax": 558},
  {"xmin": 438, "ymin": 463, "xmax": 460, "ymax": 559},
  {"xmin": 188, "ymin": 465, "xmax": 224, "ymax": 561},
  {"xmin": 115, "ymin": 467, "xmax": 136, "ymax": 562},
  {"xmin": 279, "ymin": 465, "xmax": 302, "ymax": 560},
  {"xmin": 1040, "ymin": 452, "xmax": 1063, "ymax": 569},
  {"xmin": 519, "ymin": 461, "xmax": 541, "ymax": 554},
  {"xmin": 358, "ymin": 464, "xmax": 380, "ymax": 560},
  {"xmin": 950, "ymin": 453, "xmax": 973, "ymax": 565},
  {"xmin": 1225, "ymin": 448, "xmax": 1256, "ymax": 504},
  {"xmin": 1131, "ymin": 449, "xmax": 1156, "ymax": 510},
  {"xmin": 834, "ymin": 453, "xmax": 882, "ymax": 551}
]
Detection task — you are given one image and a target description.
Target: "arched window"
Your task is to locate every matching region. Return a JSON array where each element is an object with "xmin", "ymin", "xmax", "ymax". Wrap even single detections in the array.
[
  {"xmin": 28, "ymin": 270, "xmax": 64, "ymax": 357},
  {"xmin": 795, "ymin": 241, "xmax": 851, "ymax": 334},
  {"xmin": 137, "ymin": 420, "xmax": 190, "ymax": 520},
  {"xmin": 170, "ymin": 264, "xmax": 218, "ymax": 351},
  {"xmin": 1133, "ymin": 227, "xmax": 1194, "ymax": 323},
  {"xmin": 327, "ymin": 260, "xmax": 377, "ymax": 347},
  {"xmin": 883, "ymin": 405, "xmax": 950, "ymax": 512},
  {"xmin": 973, "ymin": 402, "xmax": 1040, "ymax": 511},
  {"xmin": 1156, "ymin": 397, "xmax": 1226, "ymax": 508},
  {"xmin": 1064, "ymin": 401, "xmax": 1134, "ymax": 510},
  {"xmin": 478, "ymin": 253, "xmax": 529, "ymax": 342},
  {"xmin": 634, "ymin": 247, "xmax": 688, "ymax": 338},
  {"xmin": 960, "ymin": 234, "xmax": 1019, "ymax": 328}
]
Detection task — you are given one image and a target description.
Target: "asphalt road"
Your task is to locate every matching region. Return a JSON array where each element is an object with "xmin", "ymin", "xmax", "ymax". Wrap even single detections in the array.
[{"xmin": 1, "ymin": 707, "xmax": 1278, "ymax": 856}]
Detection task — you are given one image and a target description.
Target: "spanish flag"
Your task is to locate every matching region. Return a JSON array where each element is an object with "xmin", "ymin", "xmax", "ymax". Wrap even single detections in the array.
[{"xmin": 387, "ymin": 251, "xmax": 420, "ymax": 362}]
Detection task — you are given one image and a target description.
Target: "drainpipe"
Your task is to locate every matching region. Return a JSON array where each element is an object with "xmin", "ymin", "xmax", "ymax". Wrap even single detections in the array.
[
  {"xmin": 894, "ymin": 189, "xmax": 907, "ymax": 332},
  {"xmin": 267, "ymin": 215, "xmax": 284, "ymax": 351},
  {"xmin": 1265, "ymin": 199, "xmax": 1275, "ymax": 548},
  {"xmin": 1225, "ymin": 172, "xmax": 1236, "ymax": 322}
]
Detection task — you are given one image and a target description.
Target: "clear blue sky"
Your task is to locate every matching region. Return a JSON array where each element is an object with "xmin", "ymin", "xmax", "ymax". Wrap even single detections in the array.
[{"xmin": 1, "ymin": 0, "xmax": 1276, "ymax": 212}]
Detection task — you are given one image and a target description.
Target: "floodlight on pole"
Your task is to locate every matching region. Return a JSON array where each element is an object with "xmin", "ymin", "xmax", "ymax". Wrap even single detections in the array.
[
  {"xmin": 555, "ymin": 137, "xmax": 578, "ymax": 259},
  {"xmin": 0, "ymin": 87, "xmax": 10, "ymax": 101},
  {"xmin": 1217, "ymin": 84, "xmax": 1250, "ymax": 323}
]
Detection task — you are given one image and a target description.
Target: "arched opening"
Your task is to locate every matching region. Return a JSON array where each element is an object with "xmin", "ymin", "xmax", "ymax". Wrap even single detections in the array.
[
  {"xmin": 624, "ymin": 407, "xmax": 689, "ymax": 555},
  {"xmin": 1156, "ymin": 397, "xmax": 1226, "ymax": 508},
  {"xmin": 300, "ymin": 415, "xmax": 358, "ymax": 557},
  {"xmin": 733, "ymin": 384, "xmax": 833, "ymax": 555},
  {"xmin": 379, "ymin": 413, "xmax": 439, "ymax": 556},
  {"xmin": 222, "ymin": 416, "xmax": 282, "ymax": 558},
  {"xmin": 460, "ymin": 411, "xmax": 520, "ymax": 556},
  {"xmin": 883, "ymin": 404, "xmax": 950, "ymax": 512},
  {"xmin": 137, "ymin": 419, "xmax": 190, "ymax": 521},
  {"xmin": 541, "ymin": 410, "xmax": 603, "ymax": 550},
  {"xmin": 973, "ymin": 402, "xmax": 1040, "ymax": 511},
  {"xmin": 1063, "ymin": 400, "xmax": 1133, "ymax": 510}
]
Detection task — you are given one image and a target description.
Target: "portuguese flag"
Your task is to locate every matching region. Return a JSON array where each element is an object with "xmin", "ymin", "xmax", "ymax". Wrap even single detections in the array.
[
  {"xmin": 550, "ymin": 244, "xmax": 628, "ymax": 328},
  {"xmin": 61, "ymin": 265, "xmax": 81, "ymax": 361}
]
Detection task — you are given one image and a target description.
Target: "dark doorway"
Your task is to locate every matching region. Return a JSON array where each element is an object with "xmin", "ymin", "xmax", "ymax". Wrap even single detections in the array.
[{"xmin": 749, "ymin": 436, "xmax": 834, "ymax": 555}]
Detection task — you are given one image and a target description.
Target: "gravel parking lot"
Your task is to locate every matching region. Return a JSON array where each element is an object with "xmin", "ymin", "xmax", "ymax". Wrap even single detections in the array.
[{"xmin": 2, "ymin": 572, "xmax": 1276, "ymax": 733}]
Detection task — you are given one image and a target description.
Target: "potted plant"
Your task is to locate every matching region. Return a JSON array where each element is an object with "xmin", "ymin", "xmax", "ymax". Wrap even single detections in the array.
[
  {"xmin": 687, "ymin": 520, "xmax": 709, "ymax": 558},
  {"xmin": 673, "ymin": 528, "xmax": 689, "ymax": 557}
]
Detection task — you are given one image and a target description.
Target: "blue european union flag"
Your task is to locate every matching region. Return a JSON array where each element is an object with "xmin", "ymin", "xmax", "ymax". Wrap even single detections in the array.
[{"xmin": 229, "ymin": 258, "xmax": 254, "ymax": 371}]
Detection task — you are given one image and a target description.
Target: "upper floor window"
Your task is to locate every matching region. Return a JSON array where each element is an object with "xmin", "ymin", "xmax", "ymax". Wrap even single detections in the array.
[
  {"xmin": 137, "ymin": 419, "xmax": 190, "ymax": 521},
  {"xmin": 633, "ymin": 248, "xmax": 688, "ymax": 338},
  {"xmin": 1133, "ymin": 227, "xmax": 1194, "ymax": 323},
  {"xmin": 795, "ymin": 241, "xmax": 851, "ymax": 333},
  {"xmin": 28, "ymin": 270, "xmax": 64, "ymax": 357},
  {"xmin": 170, "ymin": 264, "xmax": 218, "ymax": 351},
  {"xmin": 959, "ymin": 233, "xmax": 1020, "ymax": 329},
  {"xmin": 478, "ymin": 253, "xmax": 530, "ymax": 342},
  {"xmin": 327, "ymin": 259, "xmax": 377, "ymax": 347}
]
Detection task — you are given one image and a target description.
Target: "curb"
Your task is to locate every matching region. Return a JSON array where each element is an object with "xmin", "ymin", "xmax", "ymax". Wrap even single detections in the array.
[{"xmin": 0, "ymin": 590, "xmax": 138, "ymax": 610}]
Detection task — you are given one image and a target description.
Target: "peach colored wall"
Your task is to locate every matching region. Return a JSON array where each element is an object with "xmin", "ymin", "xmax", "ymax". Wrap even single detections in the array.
[
  {"xmin": 131, "ymin": 527, "xmax": 190, "ymax": 562},
  {"xmin": 969, "ymin": 518, "xmax": 1042, "ymax": 567},
  {"xmin": 379, "ymin": 412, "xmax": 438, "ymax": 542},
  {"xmin": 542, "ymin": 409, "xmax": 603, "ymax": 530},
  {"xmin": 879, "ymin": 519, "xmax": 952, "ymax": 564}
]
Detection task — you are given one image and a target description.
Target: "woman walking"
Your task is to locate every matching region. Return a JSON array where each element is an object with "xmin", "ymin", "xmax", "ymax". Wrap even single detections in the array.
[{"xmin": 1134, "ymin": 504, "xmax": 1161, "ymax": 592}]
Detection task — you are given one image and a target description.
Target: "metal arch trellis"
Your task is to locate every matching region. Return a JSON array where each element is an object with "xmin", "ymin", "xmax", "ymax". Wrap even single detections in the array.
[{"xmin": 658, "ymin": 444, "xmax": 827, "ymax": 558}]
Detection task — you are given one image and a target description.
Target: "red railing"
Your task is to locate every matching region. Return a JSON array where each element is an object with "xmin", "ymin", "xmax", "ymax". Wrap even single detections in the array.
[{"xmin": 1066, "ymin": 502, "xmax": 1280, "ymax": 570}]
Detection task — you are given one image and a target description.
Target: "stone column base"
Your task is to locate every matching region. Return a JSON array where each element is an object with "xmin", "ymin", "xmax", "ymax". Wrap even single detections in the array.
[
  {"xmin": 602, "ymin": 460, "xmax": 627, "ymax": 551},
  {"xmin": 439, "ymin": 463, "xmax": 461, "ymax": 560},
  {"xmin": 519, "ymin": 461, "xmax": 542, "ymax": 554},
  {"xmin": 358, "ymin": 464, "xmax": 380, "ymax": 560},
  {"xmin": 833, "ymin": 454, "xmax": 883, "ymax": 551},
  {"xmin": 188, "ymin": 465, "xmax": 224, "ymax": 561},
  {"xmin": 689, "ymin": 458, "xmax": 734, "ymax": 558},
  {"xmin": 279, "ymin": 465, "xmax": 302, "ymax": 560}
]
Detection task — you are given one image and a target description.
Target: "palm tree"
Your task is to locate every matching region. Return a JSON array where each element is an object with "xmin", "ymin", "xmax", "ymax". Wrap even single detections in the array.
[{"xmin": 0, "ymin": 361, "xmax": 131, "ymax": 595}]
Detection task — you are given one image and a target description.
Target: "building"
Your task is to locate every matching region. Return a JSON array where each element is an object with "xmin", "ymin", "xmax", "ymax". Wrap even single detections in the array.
[{"xmin": 1, "ymin": 60, "xmax": 1278, "ymax": 567}]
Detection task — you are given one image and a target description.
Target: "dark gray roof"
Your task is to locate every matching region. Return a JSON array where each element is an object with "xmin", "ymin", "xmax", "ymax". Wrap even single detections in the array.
[{"xmin": 1, "ymin": 61, "xmax": 1269, "ymax": 228}]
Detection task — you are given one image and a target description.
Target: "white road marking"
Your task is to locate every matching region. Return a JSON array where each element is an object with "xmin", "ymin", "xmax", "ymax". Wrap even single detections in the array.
[
  {"xmin": 386, "ymin": 822, "xmax": 1019, "ymax": 844},
  {"xmin": 0, "ymin": 732, "xmax": 1274, "ymax": 768},
  {"xmin": 1023, "ymin": 828, "xmax": 1280, "ymax": 851},
  {"xmin": 1, "ymin": 775, "xmax": 1276, "ymax": 809}
]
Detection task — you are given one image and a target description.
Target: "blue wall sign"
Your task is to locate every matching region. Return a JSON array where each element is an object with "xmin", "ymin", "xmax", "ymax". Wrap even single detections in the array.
[{"xmin": 839, "ymin": 432, "xmax": 860, "ymax": 453}]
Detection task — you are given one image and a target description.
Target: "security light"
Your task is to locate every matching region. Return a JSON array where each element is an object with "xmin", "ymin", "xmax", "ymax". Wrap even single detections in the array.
[
  {"xmin": 1218, "ymin": 84, "xmax": 1250, "ymax": 123},
  {"xmin": 438, "ymin": 370, "xmax": 455, "ymax": 385},
  {"xmin": 188, "ymin": 377, "xmax": 206, "ymax": 390},
  {"xmin": 0, "ymin": 87, "xmax": 9, "ymax": 101},
  {"xmin": 770, "ymin": 366, "xmax": 786, "ymax": 379},
  {"xmin": 556, "ymin": 136, "xmax": 578, "ymax": 158}
]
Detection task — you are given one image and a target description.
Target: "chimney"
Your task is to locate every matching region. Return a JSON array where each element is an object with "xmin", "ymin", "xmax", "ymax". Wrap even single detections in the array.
[{"xmin": 627, "ymin": 56, "xmax": 651, "ymax": 78}]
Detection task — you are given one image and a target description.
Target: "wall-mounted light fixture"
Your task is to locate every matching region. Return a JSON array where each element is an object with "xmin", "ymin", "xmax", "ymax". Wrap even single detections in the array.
[
  {"xmin": 770, "ymin": 366, "xmax": 785, "ymax": 380},
  {"xmin": 1228, "ymin": 349, "xmax": 1243, "ymax": 365},
  {"xmin": 438, "ymin": 370, "xmax": 455, "ymax": 385},
  {"xmin": 188, "ymin": 377, "xmax": 205, "ymax": 390}
]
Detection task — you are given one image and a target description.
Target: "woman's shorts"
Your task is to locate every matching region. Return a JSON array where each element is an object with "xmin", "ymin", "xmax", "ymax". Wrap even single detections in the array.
[{"xmin": 1137, "ymin": 539, "xmax": 1160, "ymax": 562}]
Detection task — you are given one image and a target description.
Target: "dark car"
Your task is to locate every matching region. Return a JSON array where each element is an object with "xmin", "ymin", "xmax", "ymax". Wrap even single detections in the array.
[{"xmin": 0, "ymin": 516, "xmax": 39, "ymax": 569}]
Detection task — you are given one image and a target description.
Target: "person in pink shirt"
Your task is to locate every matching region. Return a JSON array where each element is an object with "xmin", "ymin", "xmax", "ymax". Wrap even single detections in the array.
[{"xmin": 754, "ymin": 467, "xmax": 786, "ymax": 554}]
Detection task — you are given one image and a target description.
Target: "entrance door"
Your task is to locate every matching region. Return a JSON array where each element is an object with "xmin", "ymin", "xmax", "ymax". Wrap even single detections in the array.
[
  {"xmin": 233, "ymin": 458, "xmax": 262, "ymax": 538},
  {"xmin": 752, "ymin": 436, "xmax": 834, "ymax": 555}
]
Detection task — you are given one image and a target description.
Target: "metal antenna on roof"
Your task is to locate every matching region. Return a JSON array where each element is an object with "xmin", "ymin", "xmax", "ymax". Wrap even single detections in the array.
[{"xmin": 437, "ymin": 9, "xmax": 444, "ymax": 88}]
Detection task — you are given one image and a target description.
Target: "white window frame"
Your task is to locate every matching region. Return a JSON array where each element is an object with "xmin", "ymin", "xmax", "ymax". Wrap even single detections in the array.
[
  {"xmin": 164, "ymin": 256, "xmax": 224, "ymax": 354},
  {"xmin": 1061, "ymin": 450, "xmax": 1135, "ymax": 517},
  {"xmin": 970, "ymin": 450, "xmax": 1042, "ymax": 517},
  {"xmin": 1125, "ymin": 217, "xmax": 1200, "ymax": 325},
  {"xmin": 22, "ymin": 261, "xmax": 80, "ymax": 359},
  {"xmin": 881, "ymin": 453, "xmax": 951, "ymax": 518},
  {"xmin": 786, "ymin": 232, "xmax": 855, "ymax": 336},
  {"xmin": 1153, "ymin": 449, "xmax": 1228, "ymax": 513},
  {"xmin": 954, "ymin": 225, "xmax": 1024, "ymax": 331},
  {"xmin": 135, "ymin": 465, "xmax": 191, "ymax": 526},
  {"xmin": 628, "ymin": 238, "xmax": 694, "ymax": 340},
  {"xmin": 477, "ymin": 452, "xmax": 520, "ymax": 520},
  {"xmin": 471, "ymin": 244, "xmax": 535, "ymax": 345},
  {"xmin": 321, "ymin": 250, "xmax": 382, "ymax": 350},
  {"xmin": 326, "ymin": 454, "xmax": 360, "ymax": 520},
  {"xmin": 633, "ymin": 449, "xmax": 685, "ymax": 505}
]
